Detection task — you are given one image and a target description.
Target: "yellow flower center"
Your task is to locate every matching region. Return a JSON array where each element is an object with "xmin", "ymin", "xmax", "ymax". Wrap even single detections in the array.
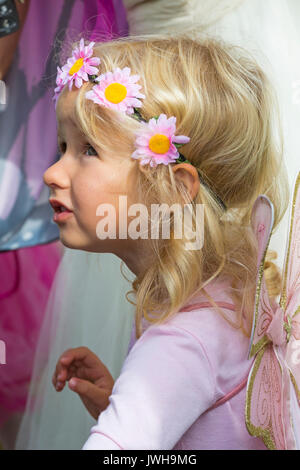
[
  {"xmin": 69, "ymin": 58, "xmax": 84, "ymax": 76},
  {"xmin": 104, "ymin": 83, "xmax": 127, "ymax": 104},
  {"xmin": 148, "ymin": 134, "xmax": 170, "ymax": 154}
]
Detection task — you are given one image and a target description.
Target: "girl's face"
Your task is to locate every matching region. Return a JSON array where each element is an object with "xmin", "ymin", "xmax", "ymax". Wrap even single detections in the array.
[{"xmin": 43, "ymin": 87, "xmax": 141, "ymax": 258}]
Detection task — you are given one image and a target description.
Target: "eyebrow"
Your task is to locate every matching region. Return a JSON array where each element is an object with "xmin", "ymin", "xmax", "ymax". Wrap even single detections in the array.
[
  {"xmin": 57, "ymin": 114, "xmax": 81, "ymax": 140},
  {"xmin": 57, "ymin": 115, "xmax": 78, "ymax": 128},
  {"xmin": 57, "ymin": 125, "xmax": 87, "ymax": 147}
]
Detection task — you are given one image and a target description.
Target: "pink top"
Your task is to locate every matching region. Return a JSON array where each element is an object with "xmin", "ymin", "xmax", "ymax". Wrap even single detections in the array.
[{"xmin": 82, "ymin": 278, "xmax": 267, "ymax": 450}]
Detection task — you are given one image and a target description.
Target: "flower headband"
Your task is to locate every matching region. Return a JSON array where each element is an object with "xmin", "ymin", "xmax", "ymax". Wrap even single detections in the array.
[{"xmin": 54, "ymin": 39, "xmax": 226, "ymax": 210}]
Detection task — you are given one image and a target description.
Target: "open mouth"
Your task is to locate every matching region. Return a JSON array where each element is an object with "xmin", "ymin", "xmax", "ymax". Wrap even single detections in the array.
[
  {"xmin": 54, "ymin": 206, "xmax": 71, "ymax": 213},
  {"xmin": 49, "ymin": 199, "xmax": 73, "ymax": 223},
  {"xmin": 49, "ymin": 199, "xmax": 73, "ymax": 213}
]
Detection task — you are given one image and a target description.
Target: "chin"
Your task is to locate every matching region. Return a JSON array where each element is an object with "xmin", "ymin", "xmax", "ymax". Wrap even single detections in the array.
[
  {"xmin": 58, "ymin": 234, "xmax": 85, "ymax": 251},
  {"xmin": 59, "ymin": 233, "xmax": 102, "ymax": 253},
  {"xmin": 58, "ymin": 224, "xmax": 118, "ymax": 254}
]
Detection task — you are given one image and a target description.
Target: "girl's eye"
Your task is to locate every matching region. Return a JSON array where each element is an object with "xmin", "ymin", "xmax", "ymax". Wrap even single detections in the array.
[{"xmin": 84, "ymin": 144, "xmax": 98, "ymax": 157}]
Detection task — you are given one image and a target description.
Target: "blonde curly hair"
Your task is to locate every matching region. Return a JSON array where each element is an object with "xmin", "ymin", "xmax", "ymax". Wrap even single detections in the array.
[{"xmin": 71, "ymin": 34, "xmax": 289, "ymax": 339}]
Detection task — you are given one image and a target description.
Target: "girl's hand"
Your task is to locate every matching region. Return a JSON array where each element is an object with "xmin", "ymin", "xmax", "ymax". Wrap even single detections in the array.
[{"xmin": 52, "ymin": 346, "xmax": 115, "ymax": 420}]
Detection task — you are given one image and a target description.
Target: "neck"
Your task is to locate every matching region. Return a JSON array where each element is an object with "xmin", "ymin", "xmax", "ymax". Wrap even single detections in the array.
[{"xmin": 114, "ymin": 239, "xmax": 153, "ymax": 279}]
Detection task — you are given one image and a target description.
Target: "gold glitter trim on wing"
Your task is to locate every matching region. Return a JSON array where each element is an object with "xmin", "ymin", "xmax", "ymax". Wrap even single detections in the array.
[
  {"xmin": 289, "ymin": 370, "xmax": 300, "ymax": 403},
  {"xmin": 249, "ymin": 235, "xmax": 273, "ymax": 359},
  {"xmin": 288, "ymin": 306, "xmax": 300, "ymax": 403},
  {"xmin": 280, "ymin": 172, "xmax": 300, "ymax": 311},
  {"xmin": 245, "ymin": 346, "xmax": 277, "ymax": 449},
  {"xmin": 245, "ymin": 343, "xmax": 286, "ymax": 449},
  {"xmin": 292, "ymin": 305, "xmax": 300, "ymax": 319},
  {"xmin": 250, "ymin": 335, "xmax": 271, "ymax": 358}
]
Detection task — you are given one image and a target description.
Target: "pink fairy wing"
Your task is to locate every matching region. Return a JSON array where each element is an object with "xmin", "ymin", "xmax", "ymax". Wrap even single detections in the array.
[
  {"xmin": 248, "ymin": 195, "xmax": 275, "ymax": 359},
  {"xmin": 282, "ymin": 173, "xmax": 300, "ymax": 403},
  {"xmin": 280, "ymin": 173, "xmax": 300, "ymax": 313},
  {"xmin": 245, "ymin": 195, "xmax": 295, "ymax": 449},
  {"xmin": 245, "ymin": 187, "xmax": 300, "ymax": 450},
  {"xmin": 245, "ymin": 343, "xmax": 288, "ymax": 449}
]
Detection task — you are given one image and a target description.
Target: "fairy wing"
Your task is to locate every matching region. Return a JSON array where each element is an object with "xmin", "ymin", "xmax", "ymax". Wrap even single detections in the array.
[
  {"xmin": 245, "ymin": 343, "xmax": 289, "ymax": 449},
  {"xmin": 280, "ymin": 173, "xmax": 300, "ymax": 314},
  {"xmin": 245, "ymin": 195, "xmax": 296, "ymax": 449},
  {"xmin": 247, "ymin": 195, "xmax": 275, "ymax": 359},
  {"xmin": 281, "ymin": 173, "xmax": 300, "ymax": 404}
]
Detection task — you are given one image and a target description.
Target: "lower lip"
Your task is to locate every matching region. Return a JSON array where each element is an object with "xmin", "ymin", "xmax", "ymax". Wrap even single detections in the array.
[{"xmin": 53, "ymin": 210, "xmax": 73, "ymax": 223}]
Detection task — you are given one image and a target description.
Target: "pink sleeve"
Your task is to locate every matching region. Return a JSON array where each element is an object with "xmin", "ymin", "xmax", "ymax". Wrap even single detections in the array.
[{"xmin": 82, "ymin": 324, "xmax": 216, "ymax": 450}]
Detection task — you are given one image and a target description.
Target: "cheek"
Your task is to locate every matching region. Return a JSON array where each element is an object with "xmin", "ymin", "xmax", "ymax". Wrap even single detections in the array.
[
  {"xmin": 70, "ymin": 164, "xmax": 140, "ymax": 243},
  {"xmin": 71, "ymin": 167, "xmax": 131, "ymax": 216}
]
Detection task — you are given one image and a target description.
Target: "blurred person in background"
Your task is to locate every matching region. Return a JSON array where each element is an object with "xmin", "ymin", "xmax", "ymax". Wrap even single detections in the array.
[{"xmin": 0, "ymin": 0, "xmax": 130, "ymax": 450}]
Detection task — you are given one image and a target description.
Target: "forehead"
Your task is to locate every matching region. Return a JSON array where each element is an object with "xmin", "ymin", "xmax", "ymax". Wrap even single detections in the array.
[{"xmin": 56, "ymin": 87, "xmax": 79, "ymax": 129}]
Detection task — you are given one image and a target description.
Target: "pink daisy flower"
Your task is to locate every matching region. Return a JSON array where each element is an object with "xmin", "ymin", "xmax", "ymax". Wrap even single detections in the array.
[
  {"xmin": 85, "ymin": 67, "xmax": 145, "ymax": 114},
  {"xmin": 53, "ymin": 66, "xmax": 68, "ymax": 106},
  {"xmin": 131, "ymin": 114, "xmax": 190, "ymax": 167},
  {"xmin": 61, "ymin": 38, "xmax": 101, "ymax": 91}
]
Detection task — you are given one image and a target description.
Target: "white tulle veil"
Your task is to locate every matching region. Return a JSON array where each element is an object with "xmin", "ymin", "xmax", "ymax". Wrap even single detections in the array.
[
  {"xmin": 16, "ymin": 0, "xmax": 300, "ymax": 449},
  {"xmin": 15, "ymin": 250, "xmax": 135, "ymax": 449}
]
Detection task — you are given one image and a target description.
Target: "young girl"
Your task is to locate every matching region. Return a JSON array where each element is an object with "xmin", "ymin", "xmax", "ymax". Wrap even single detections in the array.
[{"xmin": 46, "ymin": 35, "xmax": 289, "ymax": 450}]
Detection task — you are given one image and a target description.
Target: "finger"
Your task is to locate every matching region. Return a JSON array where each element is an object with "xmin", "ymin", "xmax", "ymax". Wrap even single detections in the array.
[
  {"xmin": 71, "ymin": 347, "xmax": 97, "ymax": 363},
  {"xmin": 68, "ymin": 378, "xmax": 109, "ymax": 409},
  {"xmin": 52, "ymin": 357, "xmax": 73, "ymax": 388},
  {"xmin": 55, "ymin": 380, "xmax": 65, "ymax": 392},
  {"xmin": 55, "ymin": 363, "xmax": 82, "ymax": 387},
  {"xmin": 56, "ymin": 360, "xmax": 72, "ymax": 383},
  {"xmin": 54, "ymin": 347, "xmax": 106, "ymax": 386},
  {"xmin": 52, "ymin": 364, "xmax": 65, "ymax": 387},
  {"xmin": 63, "ymin": 364, "xmax": 79, "ymax": 382},
  {"xmin": 65, "ymin": 347, "xmax": 109, "ymax": 376},
  {"xmin": 55, "ymin": 348, "xmax": 81, "ymax": 382},
  {"xmin": 57, "ymin": 348, "xmax": 82, "ymax": 371},
  {"xmin": 58, "ymin": 347, "xmax": 90, "ymax": 369}
]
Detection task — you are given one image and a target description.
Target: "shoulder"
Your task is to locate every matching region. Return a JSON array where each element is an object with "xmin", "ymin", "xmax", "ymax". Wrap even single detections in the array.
[
  {"xmin": 129, "ymin": 317, "xmax": 217, "ymax": 385},
  {"xmin": 166, "ymin": 304, "xmax": 249, "ymax": 360},
  {"xmin": 164, "ymin": 301, "xmax": 252, "ymax": 398},
  {"xmin": 151, "ymin": 277, "xmax": 253, "ymax": 396},
  {"xmin": 128, "ymin": 278, "xmax": 253, "ymax": 397},
  {"xmin": 119, "ymin": 316, "xmax": 218, "ymax": 419}
]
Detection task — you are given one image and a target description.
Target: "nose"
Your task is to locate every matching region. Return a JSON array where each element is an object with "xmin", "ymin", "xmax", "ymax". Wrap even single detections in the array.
[{"xmin": 43, "ymin": 158, "xmax": 70, "ymax": 190}]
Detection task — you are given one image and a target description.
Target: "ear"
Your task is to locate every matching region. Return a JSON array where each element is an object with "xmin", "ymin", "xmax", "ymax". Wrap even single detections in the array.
[{"xmin": 172, "ymin": 163, "xmax": 200, "ymax": 201}]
